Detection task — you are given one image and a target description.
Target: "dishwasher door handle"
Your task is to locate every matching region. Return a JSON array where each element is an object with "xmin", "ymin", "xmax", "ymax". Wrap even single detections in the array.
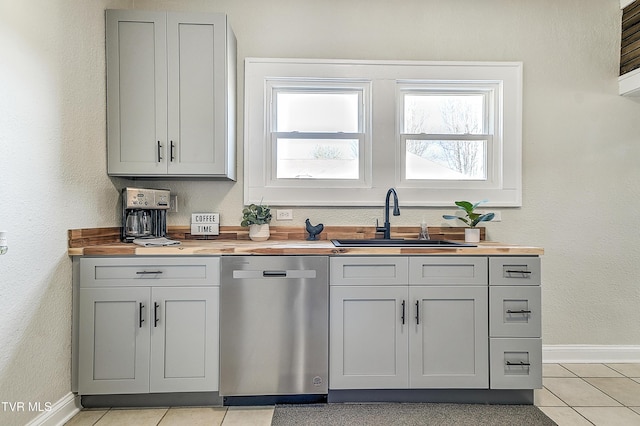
[{"xmin": 262, "ymin": 270, "xmax": 287, "ymax": 277}]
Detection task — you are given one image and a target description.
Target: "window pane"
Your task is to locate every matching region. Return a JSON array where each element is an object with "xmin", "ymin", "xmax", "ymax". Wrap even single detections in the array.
[
  {"xmin": 276, "ymin": 138, "xmax": 359, "ymax": 179},
  {"xmin": 406, "ymin": 139, "xmax": 486, "ymax": 180},
  {"xmin": 404, "ymin": 94, "xmax": 485, "ymax": 134},
  {"xmin": 276, "ymin": 92, "xmax": 359, "ymax": 132}
]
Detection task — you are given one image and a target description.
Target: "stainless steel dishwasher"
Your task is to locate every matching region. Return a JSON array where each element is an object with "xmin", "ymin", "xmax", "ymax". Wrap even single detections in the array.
[{"xmin": 220, "ymin": 256, "xmax": 328, "ymax": 400}]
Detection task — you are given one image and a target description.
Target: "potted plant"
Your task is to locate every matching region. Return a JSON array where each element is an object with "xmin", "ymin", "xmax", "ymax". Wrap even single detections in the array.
[
  {"xmin": 442, "ymin": 200, "xmax": 495, "ymax": 243},
  {"xmin": 241, "ymin": 203, "xmax": 272, "ymax": 241}
]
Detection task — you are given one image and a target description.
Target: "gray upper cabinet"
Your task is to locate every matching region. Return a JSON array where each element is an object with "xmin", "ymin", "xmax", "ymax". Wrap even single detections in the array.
[{"xmin": 106, "ymin": 10, "xmax": 236, "ymax": 179}]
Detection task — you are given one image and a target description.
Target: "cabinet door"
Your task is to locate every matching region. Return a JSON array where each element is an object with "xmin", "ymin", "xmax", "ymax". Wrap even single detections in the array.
[
  {"xmin": 106, "ymin": 10, "xmax": 168, "ymax": 176},
  {"xmin": 149, "ymin": 287, "xmax": 219, "ymax": 392},
  {"xmin": 167, "ymin": 13, "xmax": 230, "ymax": 176},
  {"xmin": 330, "ymin": 286, "xmax": 409, "ymax": 389},
  {"xmin": 409, "ymin": 286, "xmax": 488, "ymax": 389},
  {"xmin": 78, "ymin": 287, "xmax": 150, "ymax": 394}
]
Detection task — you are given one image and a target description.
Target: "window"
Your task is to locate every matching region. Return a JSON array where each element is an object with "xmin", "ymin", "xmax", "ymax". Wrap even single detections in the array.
[
  {"xmin": 269, "ymin": 84, "xmax": 367, "ymax": 182},
  {"xmin": 398, "ymin": 83, "xmax": 502, "ymax": 192},
  {"xmin": 245, "ymin": 59, "xmax": 522, "ymax": 206}
]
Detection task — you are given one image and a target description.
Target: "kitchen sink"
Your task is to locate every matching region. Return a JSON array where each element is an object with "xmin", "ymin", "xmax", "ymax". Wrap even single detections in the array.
[{"xmin": 331, "ymin": 239, "xmax": 476, "ymax": 247}]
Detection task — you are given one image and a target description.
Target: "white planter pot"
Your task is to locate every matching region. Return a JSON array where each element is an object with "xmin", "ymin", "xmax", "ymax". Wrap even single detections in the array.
[
  {"xmin": 249, "ymin": 224, "xmax": 270, "ymax": 241},
  {"xmin": 465, "ymin": 228, "xmax": 480, "ymax": 243}
]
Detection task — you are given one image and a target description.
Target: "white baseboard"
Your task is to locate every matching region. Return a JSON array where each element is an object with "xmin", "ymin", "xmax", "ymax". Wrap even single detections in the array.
[
  {"xmin": 25, "ymin": 392, "xmax": 80, "ymax": 426},
  {"xmin": 543, "ymin": 345, "xmax": 640, "ymax": 364}
]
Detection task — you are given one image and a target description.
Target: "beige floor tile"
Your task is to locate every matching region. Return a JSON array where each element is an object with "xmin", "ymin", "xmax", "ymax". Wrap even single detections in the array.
[
  {"xmin": 561, "ymin": 363, "xmax": 623, "ymax": 378},
  {"xmin": 222, "ymin": 406, "xmax": 274, "ymax": 426},
  {"xmin": 539, "ymin": 407, "xmax": 592, "ymax": 426},
  {"xmin": 158, "ymin": 407, "xmax": 226, "ymax": 426},
  {"xmin": 544, "ymin": 377, "xmax": 622, "ymax": 407},
  {"xmin": 606, "ymin": 363, "xmax": 640, "ymax": 378},
  {"xmin": 94, "ymin": 408, "xmax": 168, "ymax": 426},
  {"xmin": 632, "ymin": 407, "xmax": 640, "ymax": 415},
  {"xmin": 544, "ymin": 363, "xmax": 577, "ymax": 377},
  {"xmin": 535, "ymin": 387, "xmax": 568, "ymax": 407},
  {"xmin": 574, "ymin": 407, "xmax": 640, "ymax": 426},
  {"xmin": 584, "ymin": 377, "xmax": 640, "ymax": 406},
  {"xmin": 64, "ymin": 409, "xmax": 108, "ymax": 425}
]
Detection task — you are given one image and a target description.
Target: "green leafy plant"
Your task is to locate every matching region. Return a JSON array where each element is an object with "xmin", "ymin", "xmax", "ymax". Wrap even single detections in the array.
[
  {"xmin": 443, "ymin": 200, "xmax": 495, "ymax": 228},
  {"xmin": 241, "ymin": 203, "xmax": 272, "ymax": 227}
]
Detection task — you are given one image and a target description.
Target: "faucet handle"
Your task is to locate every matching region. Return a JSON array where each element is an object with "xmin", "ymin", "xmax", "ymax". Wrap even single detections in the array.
[{"xmin": 375, "ymin": 218, "xmax": 386, "ymax": 233}]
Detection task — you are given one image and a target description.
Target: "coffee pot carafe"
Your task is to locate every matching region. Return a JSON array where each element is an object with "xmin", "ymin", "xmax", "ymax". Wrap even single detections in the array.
[{"xmin": 125, "ymin": 210, "xmax": 152, "ymax": 238}]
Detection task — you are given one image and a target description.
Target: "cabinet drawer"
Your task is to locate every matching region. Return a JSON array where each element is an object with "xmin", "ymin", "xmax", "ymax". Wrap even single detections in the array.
[
  {"xmin": 80, "ymin": 257, "xmax": 220, "ymax": 287},
  {"xmin": 330, "ymin": 257, "xmax": 408, "ymax": 285},
  {"xmin": 409, "ymin": 257, "xmax": 487, "ymax": 286},
  {"xmin": 489, "ymin": 257, "xmax": 540, "ymax": 286},
  {"xmin": 490, "ymin": 286, "xmax": 541, "ymax": 338},
  {"xmin": 490, "ymin": 338, "xmax": 542, "ymax": 389}
]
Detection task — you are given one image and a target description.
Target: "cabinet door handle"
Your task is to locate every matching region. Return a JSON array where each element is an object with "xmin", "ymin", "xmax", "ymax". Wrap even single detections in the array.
[
  {"xmin": 506, "ymin": 361, "xmax": 531, "ymax": 366},
  {"xmin": 170, "ymin": 141, "xmax": 175, "ymax": 162},
  {"xmin": 506, "ymin": 309, "xmax": 532, "ymax": 314},
  {"xmin": 154, "ymin": 302, "xmax": 160, "ymax": 327},
  {"xmin": 401, "ymin": 300, "xmax": 405, "ymax": 325},
  {"xmin": 139, "ymin": 303, "xmax": 145, "ymax": 328},
  {"xmin": 505, "ymin": 270, "xmax": 532, "ymax": 274},
  {"xmin": 415, "ymin": 300, "xmax": 420, "ymax": 325},
  {"xmin": 157, "ymin": 141, "xmax": 163, "ymax": 162},
  {"xmin": 136, "ymin": 271, "xmax": 163, "ymax": 275}
]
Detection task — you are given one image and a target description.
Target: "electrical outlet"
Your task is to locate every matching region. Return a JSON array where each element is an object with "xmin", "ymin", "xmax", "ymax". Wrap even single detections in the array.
[
  {"xmin": 169, "ymin": 195, "xmax": 178, "ymax": 213},
  {"xmin": 276, "ymin": 209, "xmax": 293, "ymax": 220}
]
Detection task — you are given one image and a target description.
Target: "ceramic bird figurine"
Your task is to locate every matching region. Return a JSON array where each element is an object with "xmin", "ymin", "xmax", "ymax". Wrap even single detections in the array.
[{"xmin": 305, "ymin": 219, "xmax": 324, "ymax": 241}]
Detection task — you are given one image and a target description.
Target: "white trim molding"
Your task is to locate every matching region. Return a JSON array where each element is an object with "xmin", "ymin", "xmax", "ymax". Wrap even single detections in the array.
[
  {"xmin": 543, "ymin": 345, "xmax": 640, "ymax": 364},
  {"xmin": 25, "ymin": 392, "xmax": 80, "ymax": 426}
]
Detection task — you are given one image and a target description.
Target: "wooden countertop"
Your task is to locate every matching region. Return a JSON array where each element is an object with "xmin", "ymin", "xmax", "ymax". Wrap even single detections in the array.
[{"xmin": 68, "ymin": 239, "xmax": 543, "ymax": 256}]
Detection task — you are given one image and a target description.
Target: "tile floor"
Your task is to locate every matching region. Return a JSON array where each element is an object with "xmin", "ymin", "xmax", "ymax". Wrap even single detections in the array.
[
  {"xmin": 536, "ymin": 363, "xmax": 640, "ymax": 425},
  {"xmin": 65, "ymin": 363, "xmax": 640, "ymax": 426}
]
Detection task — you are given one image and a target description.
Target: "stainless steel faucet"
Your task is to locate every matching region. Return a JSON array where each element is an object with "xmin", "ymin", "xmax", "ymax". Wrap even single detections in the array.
[{"xmin": 377, "ymin": 188, "xmax": 400, "ymax": 239}]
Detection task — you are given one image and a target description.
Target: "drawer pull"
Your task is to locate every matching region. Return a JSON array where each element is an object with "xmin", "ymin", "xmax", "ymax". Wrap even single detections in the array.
[
  {"xmin": 136, "ymin": 271, "xmax": 163, "ymax": 275},
  {"xmin": 139, "ymin": 303, "xmax": 145, "ymax": 328},
  {"xmin": 506, "ymin": 361, "xmax": 531, "ymax": 366},
  {"xmin": 415, "ymin": 300, "xmax": 420, "ymax": 325},
  {"xmin": 506, "ymin": 309, "xmax": 532, "ymax": 314},
  {"xmin": 157, "ymin": 141, "xmax": 163, "ymax": 162},
  {"xmin": 401, "ymin": 300, "xmax": 406, "ymax": 325},
  {"xmin": 505, "ymin": 270, "xmax": 532, "ymax": 274}
]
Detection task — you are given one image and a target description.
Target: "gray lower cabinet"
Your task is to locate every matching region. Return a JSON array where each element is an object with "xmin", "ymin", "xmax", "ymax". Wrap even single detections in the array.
[
  {"xmin": 489, "ymin": 257, "xmax": 542, "ymax": 389},
  {"xmin": 330, "ymin": 257, "xmax": 488, "ymax": 390},
  {"xmin": 330, "ymin": 285, "xmax": 409, "ymax": 389},
  {"xmin": 76, "ymin": 257, "xmax": 220, "ymax": 395}
]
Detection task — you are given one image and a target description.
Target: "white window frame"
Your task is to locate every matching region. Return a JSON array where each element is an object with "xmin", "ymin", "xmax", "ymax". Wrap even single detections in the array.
[
  {"xmin": 397, "ymin": 82, "xmax": 499, "ymax": 188},
  {"xmin": 244, "ymin": 58, "xmax": 522, "ymax": 207},
  {"xmin": 266, "ymin": 80, "xmax": 370, "ymax": 188}
]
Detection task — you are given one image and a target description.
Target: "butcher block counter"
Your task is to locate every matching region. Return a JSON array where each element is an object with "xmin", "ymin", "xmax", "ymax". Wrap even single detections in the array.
[{"xmin": 68, "ymin": 226, "xmax": 544, "ymax": 256}]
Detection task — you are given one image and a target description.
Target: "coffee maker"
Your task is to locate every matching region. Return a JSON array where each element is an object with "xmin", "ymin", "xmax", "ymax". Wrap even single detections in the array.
[{"xmin": 121, "ymin": 187, "xmax": 170, "ymax": 242}]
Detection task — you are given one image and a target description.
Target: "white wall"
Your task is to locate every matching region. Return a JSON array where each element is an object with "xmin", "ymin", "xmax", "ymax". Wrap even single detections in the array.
[
  {"xmin": 0, "ymin": 0, "xmax": 637, "ymax": 424},
  {"xmin": 0, "ymin": 0, "xmax": 128, "ymax": 424}
]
